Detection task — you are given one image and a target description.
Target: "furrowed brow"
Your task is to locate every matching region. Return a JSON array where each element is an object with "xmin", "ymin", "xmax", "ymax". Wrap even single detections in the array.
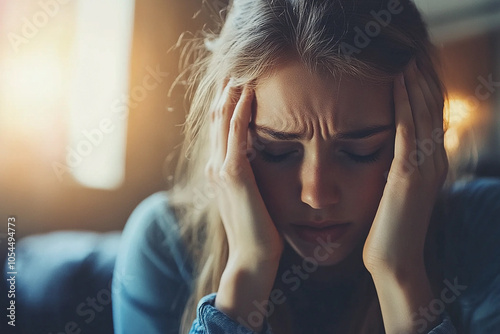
[
  {"xmin": 250, "ymin": 123, "xmax": 305, "ymax": 140},
  {"xmin": 334, "ymin": 124, "xmax": 394, "ymax": 140},
  {"xmin": 251, "ymin": 123, "xmax": 394, "ymax": 141}
]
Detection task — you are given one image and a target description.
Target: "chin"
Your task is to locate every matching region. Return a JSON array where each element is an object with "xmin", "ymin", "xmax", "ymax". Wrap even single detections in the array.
[{"xmin": 285, "ymin": 236, "xmax": 352, "ymax": 267}]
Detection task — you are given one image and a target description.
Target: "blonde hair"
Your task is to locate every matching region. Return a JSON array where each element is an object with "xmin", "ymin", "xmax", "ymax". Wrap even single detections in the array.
[{"xmin": 167, "ymin": 0, "xmax": 447, "ymax": 332}]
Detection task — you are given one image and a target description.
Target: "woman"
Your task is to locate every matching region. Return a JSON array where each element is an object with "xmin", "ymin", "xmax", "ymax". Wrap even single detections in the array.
[{"xmin": 112, "ymin": 0, "xmax": 500, "ymax": 333}]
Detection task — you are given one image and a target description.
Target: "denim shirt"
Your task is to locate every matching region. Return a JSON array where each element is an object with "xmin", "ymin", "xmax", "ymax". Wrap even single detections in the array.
[{"xmin": 112, "ymin": 178, "xmax": 500, "ymax": 333}]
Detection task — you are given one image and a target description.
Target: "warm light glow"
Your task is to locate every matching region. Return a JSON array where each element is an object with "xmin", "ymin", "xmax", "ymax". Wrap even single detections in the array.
[
  {"xmin": 2, "ymin": 53, "xmax": 62, "ymax": 110},
  {"xmin": 444, "ymin": 127, "xmax": 460, "ymax": 152},
  {"xmin": 0, "ymin": 1, "xmax": 136, "ymax": 189},
  {"xmin": 67, "ymin": 0, "xmax": 135, "ymax": 190},
  {"xmin": 0, "ymin": 51, "xmax": 63, "ymax": 135},
  {"xmin": 445, "ymin": 97, "xmax": 473, "ymax": 128},
  {"xmin": 443, "ymin": 96, "xmax": 475, "ymax": 152}
]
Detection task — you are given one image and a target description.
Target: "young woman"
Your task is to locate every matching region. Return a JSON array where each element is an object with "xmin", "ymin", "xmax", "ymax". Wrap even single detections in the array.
[{"xmin": 112, "ymin": 0, "xmax": 500, "ymax": 333}]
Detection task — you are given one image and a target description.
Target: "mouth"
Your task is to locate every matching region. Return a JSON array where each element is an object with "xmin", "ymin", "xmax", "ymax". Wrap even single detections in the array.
[{"xmin": 292, "ymin": 222, "xmax": 351, "ymax": 244}]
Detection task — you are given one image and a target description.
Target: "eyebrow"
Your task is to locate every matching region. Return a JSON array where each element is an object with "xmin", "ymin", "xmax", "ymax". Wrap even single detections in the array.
[{"xmin": 250, "ymin": 123, "xmax": 394, "ymax": 141}]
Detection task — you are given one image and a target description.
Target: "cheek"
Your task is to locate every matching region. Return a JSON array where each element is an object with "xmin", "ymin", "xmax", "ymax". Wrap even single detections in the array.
[
  {"xmin": 346, "ymin": 156, "xmax": 393, "ymax": 225},
  {"xmin": 353, "ymin": 173, "xmax": 385, "ymax": 213},
  {"xmin": 250, "ymin": 160, "xmax": 293, "ymax": 219}
]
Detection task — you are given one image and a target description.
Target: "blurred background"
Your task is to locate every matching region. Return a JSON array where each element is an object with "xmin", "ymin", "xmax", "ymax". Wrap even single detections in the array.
[{"xmin": 0, "ymin": 0, "xmax": 499, "ymax": 238}]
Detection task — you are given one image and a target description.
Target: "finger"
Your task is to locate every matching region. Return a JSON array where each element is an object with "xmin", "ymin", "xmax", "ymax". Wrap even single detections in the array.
[
  {"xmin": 417, "ymin": 63, "xmax": 445, "ymax": 130},
  {"xmin": 393, "ymin": 74, "xmax": 417, "ymax": 176},
  {"xmin": 413, "ymin": 65, "xmax": 448, "ymax": 174},
  {"xmin": 404, "ymin": 61, "xmax": 439, "ymax": 177},
  {"xmin": 207, "ymin": 81, "xmax": 231, "ymax": 178},
  {"xmin": 209, "ymin": 81, "xmax": 229, "ymax": 172},
  {"xmin": 226, "ymin": 86, "xmax": 254, "ymax": 171},
  {"xmin": 405, "ymin": 60, "xmax": 433, "ymax": 143},
  {"xmin": 416, "ymin": 61, "xmax": 444, "ymax": 111},
  {"xmin": 217, "ymin": 82, "xmax": 240, "ymax": 165},
  {"xmin": 414, "ymin": 66, "xmax": 438, "ymax": 124}
]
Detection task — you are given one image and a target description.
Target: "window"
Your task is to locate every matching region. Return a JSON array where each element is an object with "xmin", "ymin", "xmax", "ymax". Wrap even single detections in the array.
[
  {"xmin": 68, "ymin": 0, "xmax": 135, "ymax": 189},
  {"xmin": 1, "ymin": 0, "xmax": 135, "ymax": 190}
]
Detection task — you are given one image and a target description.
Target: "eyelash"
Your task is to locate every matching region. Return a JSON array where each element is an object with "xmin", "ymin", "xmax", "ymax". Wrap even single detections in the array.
[
  {"xmin": 344, "ymin": 149, "xmax": 382, "ymax": 164},
  {"xmin": 260, "ymin": 149, "xmax": 382, "ymax": 164},
  {"xmin": 260, "ymin": 151, "xmax": 295, "ymax": 163}
]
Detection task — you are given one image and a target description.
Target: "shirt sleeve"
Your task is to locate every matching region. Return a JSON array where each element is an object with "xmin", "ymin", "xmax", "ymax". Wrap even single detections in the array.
[
  {"xmin": 442, "ymin": 177, "xmax": 500, "ymax": 333},
  {"xmin": 427, "ymin": 313, "xmax": 457, "ymax": 333},
  {"xmin": 112, "ymin": 192, "xmax": 193, "ymax": 334},
  {"xmin": 188, "ymin": 295, "xmax": 453, "ymax": 334},
  {"xmin": 189, "ymin": 293, "xmax": 274, "ymax": 334}
]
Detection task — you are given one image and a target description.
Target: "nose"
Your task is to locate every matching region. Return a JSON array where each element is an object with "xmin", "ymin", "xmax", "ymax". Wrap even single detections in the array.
[{"xmin": 300, "ymin": 155, "xmax": 341, "ymax": 209}]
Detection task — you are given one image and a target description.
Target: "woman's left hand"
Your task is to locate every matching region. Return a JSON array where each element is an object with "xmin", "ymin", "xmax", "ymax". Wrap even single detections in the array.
[{"xmin": 362, "ymin": 59, "xmax": 448, "ymax": 277}]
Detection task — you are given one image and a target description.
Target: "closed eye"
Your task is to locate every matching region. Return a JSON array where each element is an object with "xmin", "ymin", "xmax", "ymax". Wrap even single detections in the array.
[
  {"xmin": 343, "ymin": 149, "xmax": 382, "ymax": 164},
  {"xmin": 260, "ymin": 150, "xmax": 296, "ymax": 163}
]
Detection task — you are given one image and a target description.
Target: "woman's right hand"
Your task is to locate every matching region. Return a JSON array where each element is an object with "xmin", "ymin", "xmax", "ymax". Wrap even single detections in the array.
[{"xmin": 205, "ymin": 79, "xmax": 283, "ymax": 331}]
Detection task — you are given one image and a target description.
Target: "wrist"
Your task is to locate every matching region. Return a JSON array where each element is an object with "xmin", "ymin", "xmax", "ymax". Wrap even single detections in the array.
[
  {"xmin": 230, "ymin": 245, "xmax": 283, "ymax": 266},
  {"xmin": 370, "ymin": 262, "xmax": 441, "ymax": 334},
  {"xmin": 368, "ymin": 256, "xmax": 427, "ymax": 283},
  {"xmin": 215, "ymin": 255, "xmax": 280, "ymax": 332}
]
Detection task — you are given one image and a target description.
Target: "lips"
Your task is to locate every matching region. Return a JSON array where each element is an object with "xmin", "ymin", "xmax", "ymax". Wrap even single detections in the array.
[{"xmin": 292, "ymin": 222, "xmax": 350, "ymax": 244}]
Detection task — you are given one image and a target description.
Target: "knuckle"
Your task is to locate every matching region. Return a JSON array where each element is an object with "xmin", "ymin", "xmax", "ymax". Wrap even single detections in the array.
[
  {"xmin": 220, "ymin": 161, "xmax": 244, "ymax": 184},
  {"xmin": 217, "ymin": 169, "xmax": 231, "ymax": 183},
  {"xmin": 229, "ymin": 117, "xmax": 242, "ymax": 132},
  {"xmin": 221, "ymin": 102, "xmax": 231, "ymax": 117},
  {"xmin": 398, "ymin": 126, "xmax": 415, "ymax": 143}
]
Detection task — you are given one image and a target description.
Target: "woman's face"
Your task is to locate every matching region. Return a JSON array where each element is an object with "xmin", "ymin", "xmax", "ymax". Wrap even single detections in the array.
[{"xmin": 248, "ymin": 60, "xmax": 395, "ymax": 266}]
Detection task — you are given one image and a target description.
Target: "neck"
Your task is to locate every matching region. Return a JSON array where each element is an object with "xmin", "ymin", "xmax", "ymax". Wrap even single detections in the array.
[{"xmin": 280, "ymin": 241, "xmax": 367, "ymax": 288}]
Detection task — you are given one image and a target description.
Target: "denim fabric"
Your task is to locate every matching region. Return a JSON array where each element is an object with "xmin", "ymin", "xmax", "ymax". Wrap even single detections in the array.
[
  {"xmin": 427, "ymin": 314, "xmax": 456, "ymax": 333},
  {"xmin": 112, "ymin": 178, "xmax": 500, "ymax": 333},
  {"xmin": 190, "ymin": 293, "xmax": 273, "ymax": 334}
]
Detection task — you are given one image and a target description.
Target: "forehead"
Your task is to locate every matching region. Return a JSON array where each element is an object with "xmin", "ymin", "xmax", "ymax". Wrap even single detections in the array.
[{"xmin": 253, "ymin": 60, "xmax": 393, "ymax": 132}]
